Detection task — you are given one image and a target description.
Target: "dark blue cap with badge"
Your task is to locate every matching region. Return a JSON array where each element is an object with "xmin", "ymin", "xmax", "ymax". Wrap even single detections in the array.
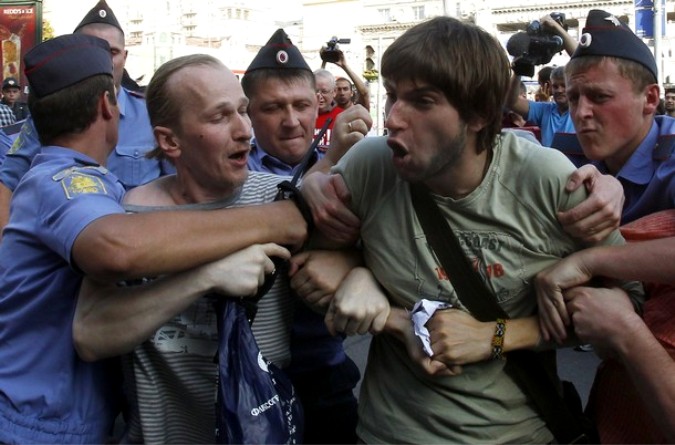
[
  {"xmin": 245, "ymin": 28, "xmax": 311, "ymax": 74},
  {"xmin": 2, "ymin": 77, "xmax": 19, "ymax": 90},
  {"xmin": 24, "ymin": 34, "xmax": 113, "ymax": 98},
  {"xmin": 73, "ymin": 0, "xmax": 124, "ymax": 35},
  {"xmin": 572, "ymin": 9, "xmax": 657, "ymax": 81}
]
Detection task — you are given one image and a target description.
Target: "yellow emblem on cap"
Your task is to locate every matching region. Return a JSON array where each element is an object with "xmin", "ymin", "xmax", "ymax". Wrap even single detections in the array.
[{"xmin": 61, "ymin": 173, "xmax": 108, "ymax": 199}]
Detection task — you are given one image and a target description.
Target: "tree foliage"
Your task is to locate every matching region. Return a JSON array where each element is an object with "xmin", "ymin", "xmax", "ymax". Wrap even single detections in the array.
[{"xmin": 42, "ymin": 18, "xmax": 54, "ymax": 41}]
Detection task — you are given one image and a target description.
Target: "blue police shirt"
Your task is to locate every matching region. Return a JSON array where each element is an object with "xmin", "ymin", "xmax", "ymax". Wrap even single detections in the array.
[
  {"xmin": 0, "ymin": 88, "xmax": 170, "ymax": 191},
  {"xmin": 595, "ymin": 115, "xmax": 675, "ymax": 224},
  {"xmin": 527, "ymin": 101, "xmax": 576, "ymax": 148},
  {"xmin": 0, "ymin": 147, "xmax": 126, "ymax": 444},
  {"xmin": 0, "ymin": 129, "xmax": 11, "ymax": 167},
  {"xmin": 247, "ymin": 139, "xmax": 347, "ymax": 372},
  {"xmin": 248, "ymin": 137, "xmax": 322, "ymax": 177}
]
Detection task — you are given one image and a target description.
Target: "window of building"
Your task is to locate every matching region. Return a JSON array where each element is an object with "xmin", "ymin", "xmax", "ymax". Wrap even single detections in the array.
[
  {"xmin": 413, "ymin": 5, "xmax": 425, "ymax": 20},
  {"xmin": 378, "ymin": 8, "xmax": 391, "ymax": 22}
]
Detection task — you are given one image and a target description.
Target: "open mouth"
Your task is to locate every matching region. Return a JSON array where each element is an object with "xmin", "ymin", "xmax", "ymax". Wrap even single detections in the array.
[
  {"xmin": 229, "ymin": 149, "xmax": 249, "ymax": 161},
  {"xmin": 387, "ymin": 139, "xmax": 408, "ymax": 158}
]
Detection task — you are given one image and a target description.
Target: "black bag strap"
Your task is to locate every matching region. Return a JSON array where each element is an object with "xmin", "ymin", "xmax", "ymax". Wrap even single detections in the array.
[{"xmin": 409, "ymin": 182, "xmax": 590, "ymax": 444}]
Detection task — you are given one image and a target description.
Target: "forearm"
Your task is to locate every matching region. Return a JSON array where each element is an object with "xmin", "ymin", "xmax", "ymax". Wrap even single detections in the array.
[
  {"xmin": 613, "ymin": 315, "xmax": 675, "ymax": 442},
  {"xmin": 385, "ymin": 308, "xmax": 547, "ymax": 367},
  {"xmin": 561, "ymin": 33, "xmax": 578, "ymax": 57},
  {"xmin": 73, "ymin": 270, "xmax": 211, "ymax": 361},
  {"xmin": 502, "ymin": 316, "xmax": 542, "ymax": 352},
  {"xmin": 343, "ymin": 65, "xmax": 370, "ymax": 110},
  {"xmin": 382, "ymin": 306, "xmax": 412, "ymax": 341},
  {"xmin": 506, "ymin": 74, "xmax": 529, "ymax": 117},
  {"xmin": 74, "ymin": 201, "xmax": 305, "ymax": 281},
  {"xmin": 581, "ymin": 239, "xmax": 675, "ymax": 284}
]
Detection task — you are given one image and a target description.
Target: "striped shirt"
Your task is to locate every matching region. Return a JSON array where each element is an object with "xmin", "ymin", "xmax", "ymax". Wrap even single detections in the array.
[{"xmin": 123, "ymin": 171, "xmax": 295, "ymax": 444}]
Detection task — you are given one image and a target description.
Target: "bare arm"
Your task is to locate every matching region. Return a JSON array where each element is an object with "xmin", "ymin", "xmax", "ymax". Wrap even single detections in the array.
[
  {"xmin": 538, "ymin": 237, "xmax": 675, "ymax": 287},
  {"xmin": 426, "ymin": 310, "xmax": 542, "ymax": 365},
  {"xmin": 539, "ymin": 14, "xmax": 578, "ymax": 57},
  {"xmin": 565, "ymin": 286, "xmax": 675, "ymax": 442},
  {"xmin": 72, "ymin": 200, "xmax": 306, "ymax": 281},
  {"xmin": 506, "ymin": 72, "xmax": 530, "ymax": 118},
  {"xmin": 333, "ymin": 52, "xmax": 370, "ymax": 110},
  {"xmin": 73, "ymin": 243, "xmax": 290, "ymax": 361}
]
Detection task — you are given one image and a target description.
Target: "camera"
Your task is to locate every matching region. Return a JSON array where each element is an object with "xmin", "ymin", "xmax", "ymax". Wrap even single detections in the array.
[
  {"xmin": 506, "ymin": 13, "xmax": 565, "ymax": 77},
  {"xmin": 320, "ymin": 36, "xmax": 351, "ymax": 64}
]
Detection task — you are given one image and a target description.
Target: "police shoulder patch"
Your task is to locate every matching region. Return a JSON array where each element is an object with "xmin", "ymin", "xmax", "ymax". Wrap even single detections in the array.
[
  {"xmin": 7, "ymin": 122, "xmax": 33, "ymax": 155},
  {"xmin": 54, "ymin": 167, "xmax": 109, "ymax": 200}
]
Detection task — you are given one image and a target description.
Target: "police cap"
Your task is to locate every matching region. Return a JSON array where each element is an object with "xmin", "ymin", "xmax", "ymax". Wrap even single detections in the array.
[
  {"xmin": 73, "ymin": 0, "xmax": 124, "ymax": 35},
  {"xmin": 245, "ymin": 28, "xmax": 311, "ymax": 74},
  {"xmin": 572, "ymin": 9, "xmax": 657, "ymax": 81},
  {"xmin": 24, "ymin": 34, "xmax": 113, "ymax": 98}
]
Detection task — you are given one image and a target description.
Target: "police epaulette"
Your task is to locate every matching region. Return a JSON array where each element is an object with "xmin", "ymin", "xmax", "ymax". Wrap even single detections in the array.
[
  {"xmin": 52, "ymin": 164, "xmax": 108, "ymax": 181},
  {"xmin": 654, "ymin": 135, "xmax": 675, "ymax": 161}
]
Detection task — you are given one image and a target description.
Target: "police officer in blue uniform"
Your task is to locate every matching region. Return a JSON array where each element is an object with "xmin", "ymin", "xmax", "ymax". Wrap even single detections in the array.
[
  {"xmin": 566, "ymin": 9, "xmax": 675, "ymax": 224},
  {"xmin": 243, "ymin": 30, "xmax": 361, "ymax": 444},
  {"xmin": 0, "ymin": 0, "xmax": 170, "ymax": 238},
  {"xmin": 0, "ymin": 33, "xmax": 128, "ymax": 445}
]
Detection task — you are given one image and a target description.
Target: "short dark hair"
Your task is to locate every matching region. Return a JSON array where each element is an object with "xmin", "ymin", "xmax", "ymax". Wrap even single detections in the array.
[
  {"xmin": 381, "ymin": 16, "xmax": 510, "ymax": 153},
  {"xmin": 28, "ymin": 74, "xmax": 116, "ymax": 146},
  {"xmin": 538, "ymin": 66, "xmax": 554, "ymax": 84},
  {"xmin": 241, "ymin": 68, "xmax": 315, "ymax": 101}
]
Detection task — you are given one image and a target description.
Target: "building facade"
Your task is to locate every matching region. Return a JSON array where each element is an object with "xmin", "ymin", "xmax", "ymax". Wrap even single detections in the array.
[{"xmin": 44, "ymin": 0, "xmax": 675, "ymax": 133}]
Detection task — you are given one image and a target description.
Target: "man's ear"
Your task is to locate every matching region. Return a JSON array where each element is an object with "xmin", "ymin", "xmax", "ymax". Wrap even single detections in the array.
[
  {"xmin": 644, "ymin": 83, "xmax": 661, "ymax": 115},
  {"xmin": 154, "ymin": 126, "xmax": 181, "ymax": 159},
  {"xmin": 467, "ymin": 117, "xmax": 487, "ymax": 133},
  {"xmin": 101, "ymin": 91, "xmax": 116, "ymax": 120}
]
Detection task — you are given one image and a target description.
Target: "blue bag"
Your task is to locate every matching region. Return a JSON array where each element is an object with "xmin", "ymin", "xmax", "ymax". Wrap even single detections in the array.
[{"xmin": 214, "ymin": 299, "xmax": 303, "ymax": 444}]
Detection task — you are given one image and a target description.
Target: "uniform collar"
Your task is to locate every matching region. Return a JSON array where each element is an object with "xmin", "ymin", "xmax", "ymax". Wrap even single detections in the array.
[
  {"xmin": 250, "ymin": 138, "xmax": 294, "ymax": 171},
  {"xmin": 116, "ymin": 87, "xmax": 130, "ymax": 118},
  {"xmin": 612, "ymin": 120, "xmax": 658, "ymax": 185},
  {"xmin": 35, "ymin": 145, "xmax": 103, "ymax": 167}
]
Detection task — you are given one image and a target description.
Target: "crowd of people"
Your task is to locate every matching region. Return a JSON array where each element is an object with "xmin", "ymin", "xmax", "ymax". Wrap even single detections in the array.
[{"xmin": 0, "ymin": 0, "xmax": 673, "ymax": 444}]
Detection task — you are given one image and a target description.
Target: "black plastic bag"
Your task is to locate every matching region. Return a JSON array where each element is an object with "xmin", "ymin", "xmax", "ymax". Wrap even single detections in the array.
[{"xmin": 214, "ymin": 299, "xmax": 303, "ymax": 444}]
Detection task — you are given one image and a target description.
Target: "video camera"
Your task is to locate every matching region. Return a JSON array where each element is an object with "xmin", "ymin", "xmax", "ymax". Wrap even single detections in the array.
[
  {"xmin": 506, "ymin": 13, "xmax": 566, "ymax": 77},
  {"xmin": 320, "ymin": 36, "xmax": 351, "ymax": 64}
]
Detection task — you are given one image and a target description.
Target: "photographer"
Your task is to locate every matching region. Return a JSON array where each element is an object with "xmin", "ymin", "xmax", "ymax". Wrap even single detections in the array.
[
  {"xmin": 320, "ymin": 38, "xmax": 370, "ymax": 110},
  {"xmin": 506, "ymin": 13, "xmax": 579, "ymax": 149}
]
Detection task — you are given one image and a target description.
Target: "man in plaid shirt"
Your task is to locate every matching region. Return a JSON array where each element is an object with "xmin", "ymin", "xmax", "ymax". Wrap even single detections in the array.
[{"xmin": 0, "ymin": 102, "xmax": 15, "ymax": 127}]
